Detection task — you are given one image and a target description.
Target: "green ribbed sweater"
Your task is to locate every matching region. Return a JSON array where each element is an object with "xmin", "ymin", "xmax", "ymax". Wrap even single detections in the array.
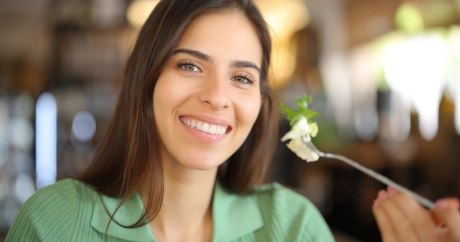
[{"xmin": 5, "ymin": 179, "xmax": 334, "ymax": 242}]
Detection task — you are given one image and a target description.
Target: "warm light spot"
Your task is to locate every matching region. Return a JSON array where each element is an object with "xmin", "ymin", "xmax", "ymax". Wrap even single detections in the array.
[
  {"xmin": 127, "ymin": 0, "xmax": 159, "ymax": 28},
  {"xmin": 255, "ymin": 0, "xmax": 310, "ymax": 89}
]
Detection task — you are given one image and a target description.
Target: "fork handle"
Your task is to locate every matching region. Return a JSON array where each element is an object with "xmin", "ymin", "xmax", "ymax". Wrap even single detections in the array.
[{"xmin": 322, "ymin": 152, "xmax": 435, "ymax": 209}]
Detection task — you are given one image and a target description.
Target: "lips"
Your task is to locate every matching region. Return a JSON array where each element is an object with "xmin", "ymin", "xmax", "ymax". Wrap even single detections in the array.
[{"xmin": 180, "ymin": 116, "xmax": 229, "ymax": 135}]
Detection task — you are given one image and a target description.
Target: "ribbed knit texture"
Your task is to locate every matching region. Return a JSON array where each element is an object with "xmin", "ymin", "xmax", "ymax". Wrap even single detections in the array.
[
  {"xmin": 5, "ymin": 179, "xmax": 334, "ymax": 242},
  {"xmin": 231, "ymin": 183, "xmax": 334, "ymax": 242},
  {"xmin": 5, "ymin": 179, "xmax": 125, "ymax": 241}
]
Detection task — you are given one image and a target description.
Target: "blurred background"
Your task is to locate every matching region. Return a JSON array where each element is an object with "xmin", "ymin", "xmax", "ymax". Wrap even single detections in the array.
[{"xmin": 1, "ymin": 0, "xmax": 460, "ymax": 241}]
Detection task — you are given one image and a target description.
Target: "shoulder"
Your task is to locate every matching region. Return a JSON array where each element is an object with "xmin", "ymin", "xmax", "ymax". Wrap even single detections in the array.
[
  {"xmin": 22, "ymin": 179, "xmax": 78, "ymax": 211},
  {"xmin": 23, "ymin": 179, "xmax": 95, "ymax": 212},
  {"xmin": 6, "ymin": 179, "xmax": 98, "ymax": 241},
  {"xmin": 249, "ymin": 183, "xmax": 335, "ymax": 242}
]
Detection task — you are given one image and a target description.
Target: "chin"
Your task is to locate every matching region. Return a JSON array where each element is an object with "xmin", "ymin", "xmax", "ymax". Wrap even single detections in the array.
[
  {"xmin": 178, "ymin": 154, "xmax": 227, "ymax": 171},
  {"xmin": 181, "ymin": 161, "xmax": 221, "ymax": 171}
]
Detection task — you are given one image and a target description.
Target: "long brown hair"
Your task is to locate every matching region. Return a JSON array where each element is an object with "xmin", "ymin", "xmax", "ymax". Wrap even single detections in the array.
[{"xmin": 79, "ymin": 0, "xmax": 279, "ymax": 227}]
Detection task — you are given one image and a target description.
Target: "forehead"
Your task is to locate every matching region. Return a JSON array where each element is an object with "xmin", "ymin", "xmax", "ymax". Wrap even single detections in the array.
[{"xmin": 177, "ymin": 10, "xmax": 263, "ymax": 66}]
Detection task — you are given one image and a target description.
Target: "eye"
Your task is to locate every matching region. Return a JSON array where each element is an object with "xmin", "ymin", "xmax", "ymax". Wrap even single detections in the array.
[
  {"xmin": 177, "ymin": 60, "xmax": 201, "ymax": 72},
  {"xmin": 232, "ymin": 74, "xmax": 254, "ymax": 85}
]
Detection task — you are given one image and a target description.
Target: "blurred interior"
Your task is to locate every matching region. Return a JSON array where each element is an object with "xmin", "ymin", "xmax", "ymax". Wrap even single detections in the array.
[{"xmin": 1, "ymin": 0, "xmax": 460, "ymax": 241}]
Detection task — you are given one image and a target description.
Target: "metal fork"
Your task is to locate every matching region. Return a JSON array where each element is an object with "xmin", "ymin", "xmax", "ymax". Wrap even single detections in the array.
[{"xmin": 302, "ymin": 136, "xmax": 435, "ymax": 209}]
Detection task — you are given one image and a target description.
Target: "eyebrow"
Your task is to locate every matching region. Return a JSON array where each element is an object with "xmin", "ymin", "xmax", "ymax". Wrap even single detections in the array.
[
  {"xmin": 173, "ymin": 48, "xmax": 261, "ymax": 74},
  {"xmin": 174, "ymin": 48, "xmax": 211, "ymax": 62},
  {"xmin": 231, "ymin": 60, "xmax": 261, "ymax": 74}
]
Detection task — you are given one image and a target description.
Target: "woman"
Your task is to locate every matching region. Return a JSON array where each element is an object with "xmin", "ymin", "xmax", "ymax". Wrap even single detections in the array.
[{"xmin": 6, "ymin": 0, "xmax": 334, "ymax": 241}]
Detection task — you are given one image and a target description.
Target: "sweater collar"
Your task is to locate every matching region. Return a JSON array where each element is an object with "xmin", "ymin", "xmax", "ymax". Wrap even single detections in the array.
[
  {"xmin": 90, "ymin": 193, "xmax": 155, "ymax": 241},
  {"xmin": 90, "ymin": 182, "xmax": 263, "ymax": 242},
  {"xmin": 212, "ymin": 182, "xmax": 264, "ymax": 241}
]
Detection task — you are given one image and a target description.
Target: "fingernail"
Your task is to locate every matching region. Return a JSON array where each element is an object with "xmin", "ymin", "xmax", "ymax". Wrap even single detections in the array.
[
  {"xmin": 436, "ymin": 200, "xmax": 448, "ymax": 210},
  {"xmin": 387, "ymin": 186, "xmax": 397, "ymax": 194},
  {"xmin": 373, "ymin": 190, "xmax": 386, "ymax": 208}
]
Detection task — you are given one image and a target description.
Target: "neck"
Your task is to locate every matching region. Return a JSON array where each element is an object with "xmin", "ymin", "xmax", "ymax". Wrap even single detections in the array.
[{"xmin": 147, "ymin": 159, "xmax": 217, "ymax": 242}]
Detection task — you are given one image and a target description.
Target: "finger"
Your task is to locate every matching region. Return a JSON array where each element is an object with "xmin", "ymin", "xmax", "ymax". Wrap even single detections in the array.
[
  {"xmin": 433, "ymin": 198, "xmax": 460, "ymax": 240},
  {"xmin": 386, "ymin": 188, "xmax": 438, "ymax": 242},
  {"xmin": 373, "ymin": 190, "xmax": 398, "ymax": 242},
  {"xmin": 379, "ymin": 189, "xmax": 420, "ymax": 242}
]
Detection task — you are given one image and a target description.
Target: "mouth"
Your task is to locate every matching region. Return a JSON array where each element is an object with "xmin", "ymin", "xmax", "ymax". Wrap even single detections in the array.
[{"xmin": 180, "ymin": 116, "xmax": 231, "ymax": 136}]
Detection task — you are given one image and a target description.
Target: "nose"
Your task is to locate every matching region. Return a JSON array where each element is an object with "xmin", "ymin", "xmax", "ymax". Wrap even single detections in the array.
[{"xmin": 198, "ymin": 75, "xmax": 230, "ymax": 110}]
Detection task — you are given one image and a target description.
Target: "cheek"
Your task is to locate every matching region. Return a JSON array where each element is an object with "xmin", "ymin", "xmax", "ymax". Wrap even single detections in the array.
[
  {"xmin": 153, "ymin": 75, "xmax": 175, "ymax": 125},
  {"xmin": 153, "ymin": 74, "xmax": 181, "ymax": 115},
  {"xmin": 237, "ymin": 94, "xmax": 262, "ymax": 129}
]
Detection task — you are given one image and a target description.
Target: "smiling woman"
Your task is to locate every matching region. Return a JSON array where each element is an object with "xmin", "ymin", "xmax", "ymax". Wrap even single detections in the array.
[
  {"xmin": 153, "ymin": 10, "xmax": 264, "ymax": 172},
  {"xmin": 5, "ymin": 1, "xmax": 334, "ymax": 242}
]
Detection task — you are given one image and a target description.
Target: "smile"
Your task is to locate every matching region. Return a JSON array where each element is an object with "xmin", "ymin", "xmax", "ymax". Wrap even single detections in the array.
[{"xmin": 180, "ymin": 117, "xmax": 229, "ymax": 135}]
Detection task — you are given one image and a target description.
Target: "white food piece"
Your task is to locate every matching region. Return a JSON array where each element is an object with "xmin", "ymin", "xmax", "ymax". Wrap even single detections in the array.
[{"xmin": 281, "ymin": 116, "xmax": 320, "ymax": 162}]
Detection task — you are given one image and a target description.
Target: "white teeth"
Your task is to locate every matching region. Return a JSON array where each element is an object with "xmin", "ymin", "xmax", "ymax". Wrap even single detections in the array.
[
  {"xmin": 191, "ymin": 119, "xmax": 196, "ymax": 128},
  {"xmin": 202, "ymin": 123, "xmax": 209, "ymax": 132},
  {"xmin": 209, "ymin": 125, "xmax": 216, "ymax": 134},
  {"xmin": 181, "ymin": 117, "xmax": 227, "ymax": 135}
]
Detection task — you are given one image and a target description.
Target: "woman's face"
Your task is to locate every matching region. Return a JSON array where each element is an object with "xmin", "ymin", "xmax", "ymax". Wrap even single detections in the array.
[{"xmin": 153, "ymin": 10, "xmax": 263, "ymax": 171}]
